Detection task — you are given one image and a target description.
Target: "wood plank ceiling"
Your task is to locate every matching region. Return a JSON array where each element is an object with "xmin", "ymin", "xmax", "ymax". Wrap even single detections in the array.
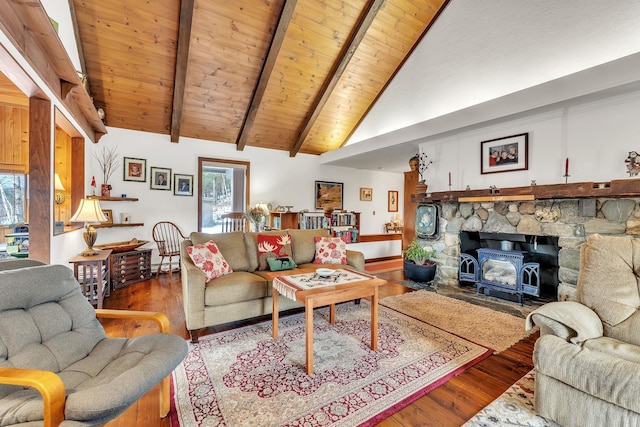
[{"xmin": 73, "ymin": 0, "xmax": 448, "ymax": 156}]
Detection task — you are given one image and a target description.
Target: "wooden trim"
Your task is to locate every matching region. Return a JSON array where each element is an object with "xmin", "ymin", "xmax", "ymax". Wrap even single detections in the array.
[
  {"xmin": 290, "ymin": 0, "xmax": 385, "ymax": 157},
  {"xmin": 0, "ymin": 0, "xmax": 106, "ymax": 141},
  {"xmin": 28, "ymin": 96, "xmax": 51, "ymax": 263},
  {"xmin": 170, "ymin": 0, "xmax": 195, "ymax": 143},
  {"xmin": 458, "ymin": 195, "xmax": 535, "ymax": 202},
  {"xmin": 358, "ymin": 233, "xmax": 403, "ymax": 243},
  {"xmin": 366, "ymin": 255, "xmax": 402, "ymax": 263},
  {"xmin": 237, "ymin": 0, "xmax": 297, "ymax": 151},
  {"xmin": 414, "ymin": 179, "xmax": 640, "ymax": 203}
]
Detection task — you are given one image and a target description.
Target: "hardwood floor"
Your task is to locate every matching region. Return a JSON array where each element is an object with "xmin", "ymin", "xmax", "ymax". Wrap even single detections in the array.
[{"xmin": 100, "ymin": 269, "xmax": 536, "ymax": 427}]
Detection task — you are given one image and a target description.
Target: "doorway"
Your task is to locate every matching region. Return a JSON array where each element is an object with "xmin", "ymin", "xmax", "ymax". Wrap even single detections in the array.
[{"xmin": 198, "ymin": 157, "xmax": 249, "ymax": 233}]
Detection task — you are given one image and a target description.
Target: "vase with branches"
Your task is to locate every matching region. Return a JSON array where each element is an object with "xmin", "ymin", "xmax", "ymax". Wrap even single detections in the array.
[{"xmin": 94, "ymin": 146, "xmax": 119, "ymax": 197}]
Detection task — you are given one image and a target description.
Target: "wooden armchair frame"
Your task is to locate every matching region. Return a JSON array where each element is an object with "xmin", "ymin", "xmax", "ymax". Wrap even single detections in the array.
[{"xmin": 0, "ymin": 309, "xmax": 172, "ymax": 427}]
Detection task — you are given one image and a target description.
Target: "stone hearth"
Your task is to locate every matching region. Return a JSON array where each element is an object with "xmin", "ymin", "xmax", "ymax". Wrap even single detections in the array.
[{"xmin": 426, "ymin": 198, "xmax": 640, "ymax": 302}]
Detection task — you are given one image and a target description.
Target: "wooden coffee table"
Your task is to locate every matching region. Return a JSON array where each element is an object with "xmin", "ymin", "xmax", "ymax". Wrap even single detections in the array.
[{"xmin": 267, "ymin": 267, "xmax": 386, "ymax": 374}]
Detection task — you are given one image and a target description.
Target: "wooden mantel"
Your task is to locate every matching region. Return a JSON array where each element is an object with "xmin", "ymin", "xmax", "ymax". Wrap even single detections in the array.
[{"xmin": 413, "ymin": 179, "xmax": 640, "ymax": 203}]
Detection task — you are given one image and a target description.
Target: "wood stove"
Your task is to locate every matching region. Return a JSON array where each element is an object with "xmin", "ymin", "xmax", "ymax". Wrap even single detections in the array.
[{"xmin": 459, "ymin": 248, "xmax": 540, "ymax": 305}]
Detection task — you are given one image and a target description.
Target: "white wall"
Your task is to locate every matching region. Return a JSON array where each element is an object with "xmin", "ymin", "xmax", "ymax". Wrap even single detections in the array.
[
  {"xmin": 51, "ymin": 128, "xmax": 404, "ymax": 265},
  {"xmin": 419, "ymin": 89, "xmax": 640, "ymax": 192}
]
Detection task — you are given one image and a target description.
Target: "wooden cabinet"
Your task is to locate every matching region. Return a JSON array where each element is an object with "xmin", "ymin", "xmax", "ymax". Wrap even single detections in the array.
[
  {"xmin": 269, "ymin": 211, "xmax": 298, "ymax": 229},
  {"xmin": 403, "ymin": 170, "xmax": 419, "ymax": 250},
  {"xmin": 110, "ymin": 249, "xmax": 152, "ymax": 289},
  {"xmin": 70, "ymin": 249, "xmax": 112, "ymax": 309}
]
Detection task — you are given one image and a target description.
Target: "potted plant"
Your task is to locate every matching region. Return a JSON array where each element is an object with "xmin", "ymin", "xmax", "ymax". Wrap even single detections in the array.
[{"xmin": 404, "ymin": 238, "xmax": 437, "ymax": 283}]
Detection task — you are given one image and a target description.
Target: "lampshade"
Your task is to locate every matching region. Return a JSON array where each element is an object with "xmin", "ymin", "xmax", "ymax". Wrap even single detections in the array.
[
  {"xmin": 54, "ymin": 174, "xmax": 66, "ymax": 206},
  {"xmin": 70, "ymin": 199, "xmax": 107, "ymax": 256},
  {"xmin": 54, "ymin": 173, "xmax": 65, "ymax": 191},
  {"xmin": 70, "ymin": 199, "xmax": 107, "ymax": 223}
]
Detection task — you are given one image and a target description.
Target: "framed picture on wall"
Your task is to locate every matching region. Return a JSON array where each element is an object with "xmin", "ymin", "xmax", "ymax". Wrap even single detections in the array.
[
  {"xmin": 388, "ymin": 190, "xmax": 399, "ymax": 212},
  {"xmin": 315, "ymin": 181, "xmax": 343, "ymax": 210},
  {"xmin": 101, "ymin": 209, "xmax": 113, "ymax": 224},
  {"xmin": 150, "ymin": 167, "xmax": 172, "ymax": 190},
  {"xmin": 360, "ymin": 187, "xmax": 372, "ymax": 201},
  {"xmin": 481, "ymin": 133, "xmax": 528, "ymax": 174},
  {"xmin": 174, "ymin": 174, "xmax": 193, "ymax": 196},
  {"xmin": 123, "ymin": 157, "xmax": 146, "ymax": 182}
]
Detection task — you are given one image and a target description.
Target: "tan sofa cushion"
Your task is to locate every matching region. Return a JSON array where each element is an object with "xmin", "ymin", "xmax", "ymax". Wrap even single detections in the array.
[
  {"xmin": 204, "ymin": 271, "xmax": 268, "ymax": 306},
  {"xmin": 577, "ymin": 234, "xmax": 640, "ymax": 327},
  {"xmin": 287, "ymin": 228, "xmax": 330, "ymax": 265},
  {"xmin": 189, "ymin": 231, "xmax": 250, "ymax": 272}
]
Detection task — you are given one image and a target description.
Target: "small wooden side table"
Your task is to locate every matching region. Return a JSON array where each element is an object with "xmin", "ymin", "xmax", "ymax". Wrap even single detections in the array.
[{"xmin": 69, "ymin": 249, "xmax": 112, "ymax": 309}]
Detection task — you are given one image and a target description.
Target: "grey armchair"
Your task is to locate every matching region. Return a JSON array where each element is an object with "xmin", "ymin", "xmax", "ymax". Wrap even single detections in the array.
[
  {"xmin": 0, "ymin": 260, "xmax": 188, "ymax": 426},
  {"xmin": 526, "ymin": 234, "xmax": 640, "ymax": 427}
]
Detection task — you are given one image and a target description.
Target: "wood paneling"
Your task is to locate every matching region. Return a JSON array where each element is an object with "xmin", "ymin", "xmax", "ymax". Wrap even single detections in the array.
[
  {"xmin": 67, "ymin": 0, "xmax": 449, "ymax": 155},
  {"xmin": 28, "ymin": 96, "xmax": 51, "ymax": 263},
  {"xmin": 0, "ymin": 105, "xmax": 28, "ymax": 170},
  {"xmin": 403, "ymin": 170, "xmax": 419, "ymax": 250}
]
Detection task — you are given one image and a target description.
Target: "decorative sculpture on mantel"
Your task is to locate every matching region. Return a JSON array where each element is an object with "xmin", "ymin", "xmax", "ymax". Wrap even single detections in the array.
[
  {"xmin": 418, "ymin": 150, "xmax": 433, "ymax": 184},
  {"xmin": 411, "ymin": 149, "xmax": 433, "ymax": 194},
  {"xmin": 625, "ymin": 151, "xmax": 640, "ymax": 176}
]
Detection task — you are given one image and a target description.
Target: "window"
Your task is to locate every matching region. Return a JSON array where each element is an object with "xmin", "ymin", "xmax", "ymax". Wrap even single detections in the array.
[
  {"xmin": 198, "ymin": 158, "xmax": 249, "ymax": 233},
  {"xmin": 0, "ymin": 172, "xmax": 27, "ymax": 226}
]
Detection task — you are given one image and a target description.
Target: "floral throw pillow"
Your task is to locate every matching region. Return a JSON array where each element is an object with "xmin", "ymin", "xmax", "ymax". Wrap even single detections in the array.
[
  {"xmin": 258, "ymin": 233, "xmax": 292, "ymax": 270},
  {"xmin": 313, "ymin": 236, "xmax": 347, "ymax": 265},
  {"xmin": 186, "ymin": 240, "xmax": 233, "ymax": 281}
]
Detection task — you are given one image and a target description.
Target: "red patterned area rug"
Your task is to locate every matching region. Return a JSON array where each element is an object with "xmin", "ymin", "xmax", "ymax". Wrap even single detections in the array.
[{"xmin": 170, "ymin": 301, "xmax": 491, "ymax": 427}]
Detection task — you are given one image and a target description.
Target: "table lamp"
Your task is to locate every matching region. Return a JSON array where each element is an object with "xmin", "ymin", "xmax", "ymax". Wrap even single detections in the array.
[
  {"xmin": 54, "ymin": 174, "xmax": 65, "ymax": 230},
  {"xmin": 70, "ymin": 198, "xmax": 107, "ymax": 256}
]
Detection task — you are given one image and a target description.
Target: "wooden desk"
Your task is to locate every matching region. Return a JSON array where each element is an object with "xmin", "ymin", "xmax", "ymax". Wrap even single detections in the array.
[
  {"xmin": 69, "ymin": 249, "xmax": 112, "ymax": 309},
  {"xmin": 267, "ymin": 268, "xmax": 386, "ymax": 374}
]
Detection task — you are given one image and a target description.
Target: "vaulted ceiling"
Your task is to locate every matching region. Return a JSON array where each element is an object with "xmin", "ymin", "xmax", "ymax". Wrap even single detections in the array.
[{"xmin": 72, "ymin": 0, "xmax": 448, "ymax": 156}]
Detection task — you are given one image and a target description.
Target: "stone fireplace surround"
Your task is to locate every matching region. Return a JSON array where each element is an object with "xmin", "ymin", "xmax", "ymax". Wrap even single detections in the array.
[{"xmin": 427, "ymin": 197, "xmax": 640, "ymax": 302}]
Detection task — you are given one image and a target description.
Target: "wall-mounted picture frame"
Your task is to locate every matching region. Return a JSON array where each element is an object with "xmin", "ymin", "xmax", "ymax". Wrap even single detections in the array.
[
  {"xmin": 174, "ymin": 173, "xmax": 193, "ymax": 196},
  {"xmin": 388, "ymin": 190, "xmax": 399, "ymax": 212},
  {"xmin": 150, "ymin": 167, "xmax": 172, "ymax": 190},
  {"xmin": 123, "ymin": 157, "xmax": 146, "ymax": 182},
  {"xmin": 315, "ymin": 181, "xmax": 343, "ymax": 210},
  {"xmin": 360, "ymin": 187, "xmax": 372, "ymax": 201},
  {"xmin": 481, "ymin": 133, "xmax": 528, "ymax": 174},
  {"xmin": 101, "ymin": 209, "xmax": 113, "ymax": 224}
]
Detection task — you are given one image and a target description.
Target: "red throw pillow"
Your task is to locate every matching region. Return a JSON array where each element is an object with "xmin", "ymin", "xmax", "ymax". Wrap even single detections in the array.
[
  {"xmin": 313, "ymin": 236, "xmax": 347, "ymax": 265},
  {"xmin": 258, "ymin": 233, "xmax": 292, "ymax": 270},
  {"xmin": 186, "ymin": 240, "xmax": 233, "ymax": 281}
]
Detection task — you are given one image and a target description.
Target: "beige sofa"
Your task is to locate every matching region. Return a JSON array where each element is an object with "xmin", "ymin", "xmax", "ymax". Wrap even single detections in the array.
[
  {"xmin": 526, "ymin": 234, "xmax": 640, "ymax": 426},
  {"xmin": 180, "ymin": 228, "xmax": 365, "ymax": 342}
]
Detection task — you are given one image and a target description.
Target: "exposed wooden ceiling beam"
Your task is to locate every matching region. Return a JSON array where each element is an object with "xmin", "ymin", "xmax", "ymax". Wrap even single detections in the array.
[
  {"xmin": 288, "ymin": 0, "xmax": 385, "ymax": 157},
  {"xmin": 170, "ymin": 0, "xmax": 195, "ymax": 143},
  {"xmin": 236, "ymin": 0, "xmax": 297, "ymax": 151}
]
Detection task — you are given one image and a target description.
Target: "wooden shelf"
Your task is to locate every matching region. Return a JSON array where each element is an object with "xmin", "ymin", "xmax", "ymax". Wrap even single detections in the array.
[
  {"xmin": 413, "ymin": 179, "xmax": 640, "ymax": 203},
  {"xmin": 94, "ymin": 223, "xmax": 144, "ymax": 229},
  {"xmin": 87, "ymin": 196, "xmax": 139, "ymax": 202}
]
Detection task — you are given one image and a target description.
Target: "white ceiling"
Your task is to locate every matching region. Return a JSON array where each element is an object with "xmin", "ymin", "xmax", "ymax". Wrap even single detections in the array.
[{"xmin": 322, "ymin": 0, "xmax": 640, "ymax": 173}]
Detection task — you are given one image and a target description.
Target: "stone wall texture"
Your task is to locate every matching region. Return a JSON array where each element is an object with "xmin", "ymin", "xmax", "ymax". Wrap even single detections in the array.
[{"xmin": 419, "ymin": 198, "xmax": 640, "ymax": 301}]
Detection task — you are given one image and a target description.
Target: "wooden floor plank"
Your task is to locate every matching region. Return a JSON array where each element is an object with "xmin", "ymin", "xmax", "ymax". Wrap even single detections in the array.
[{"xmin": 100, "ymin": 268, "xmax": 537, "ymax": 427}]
